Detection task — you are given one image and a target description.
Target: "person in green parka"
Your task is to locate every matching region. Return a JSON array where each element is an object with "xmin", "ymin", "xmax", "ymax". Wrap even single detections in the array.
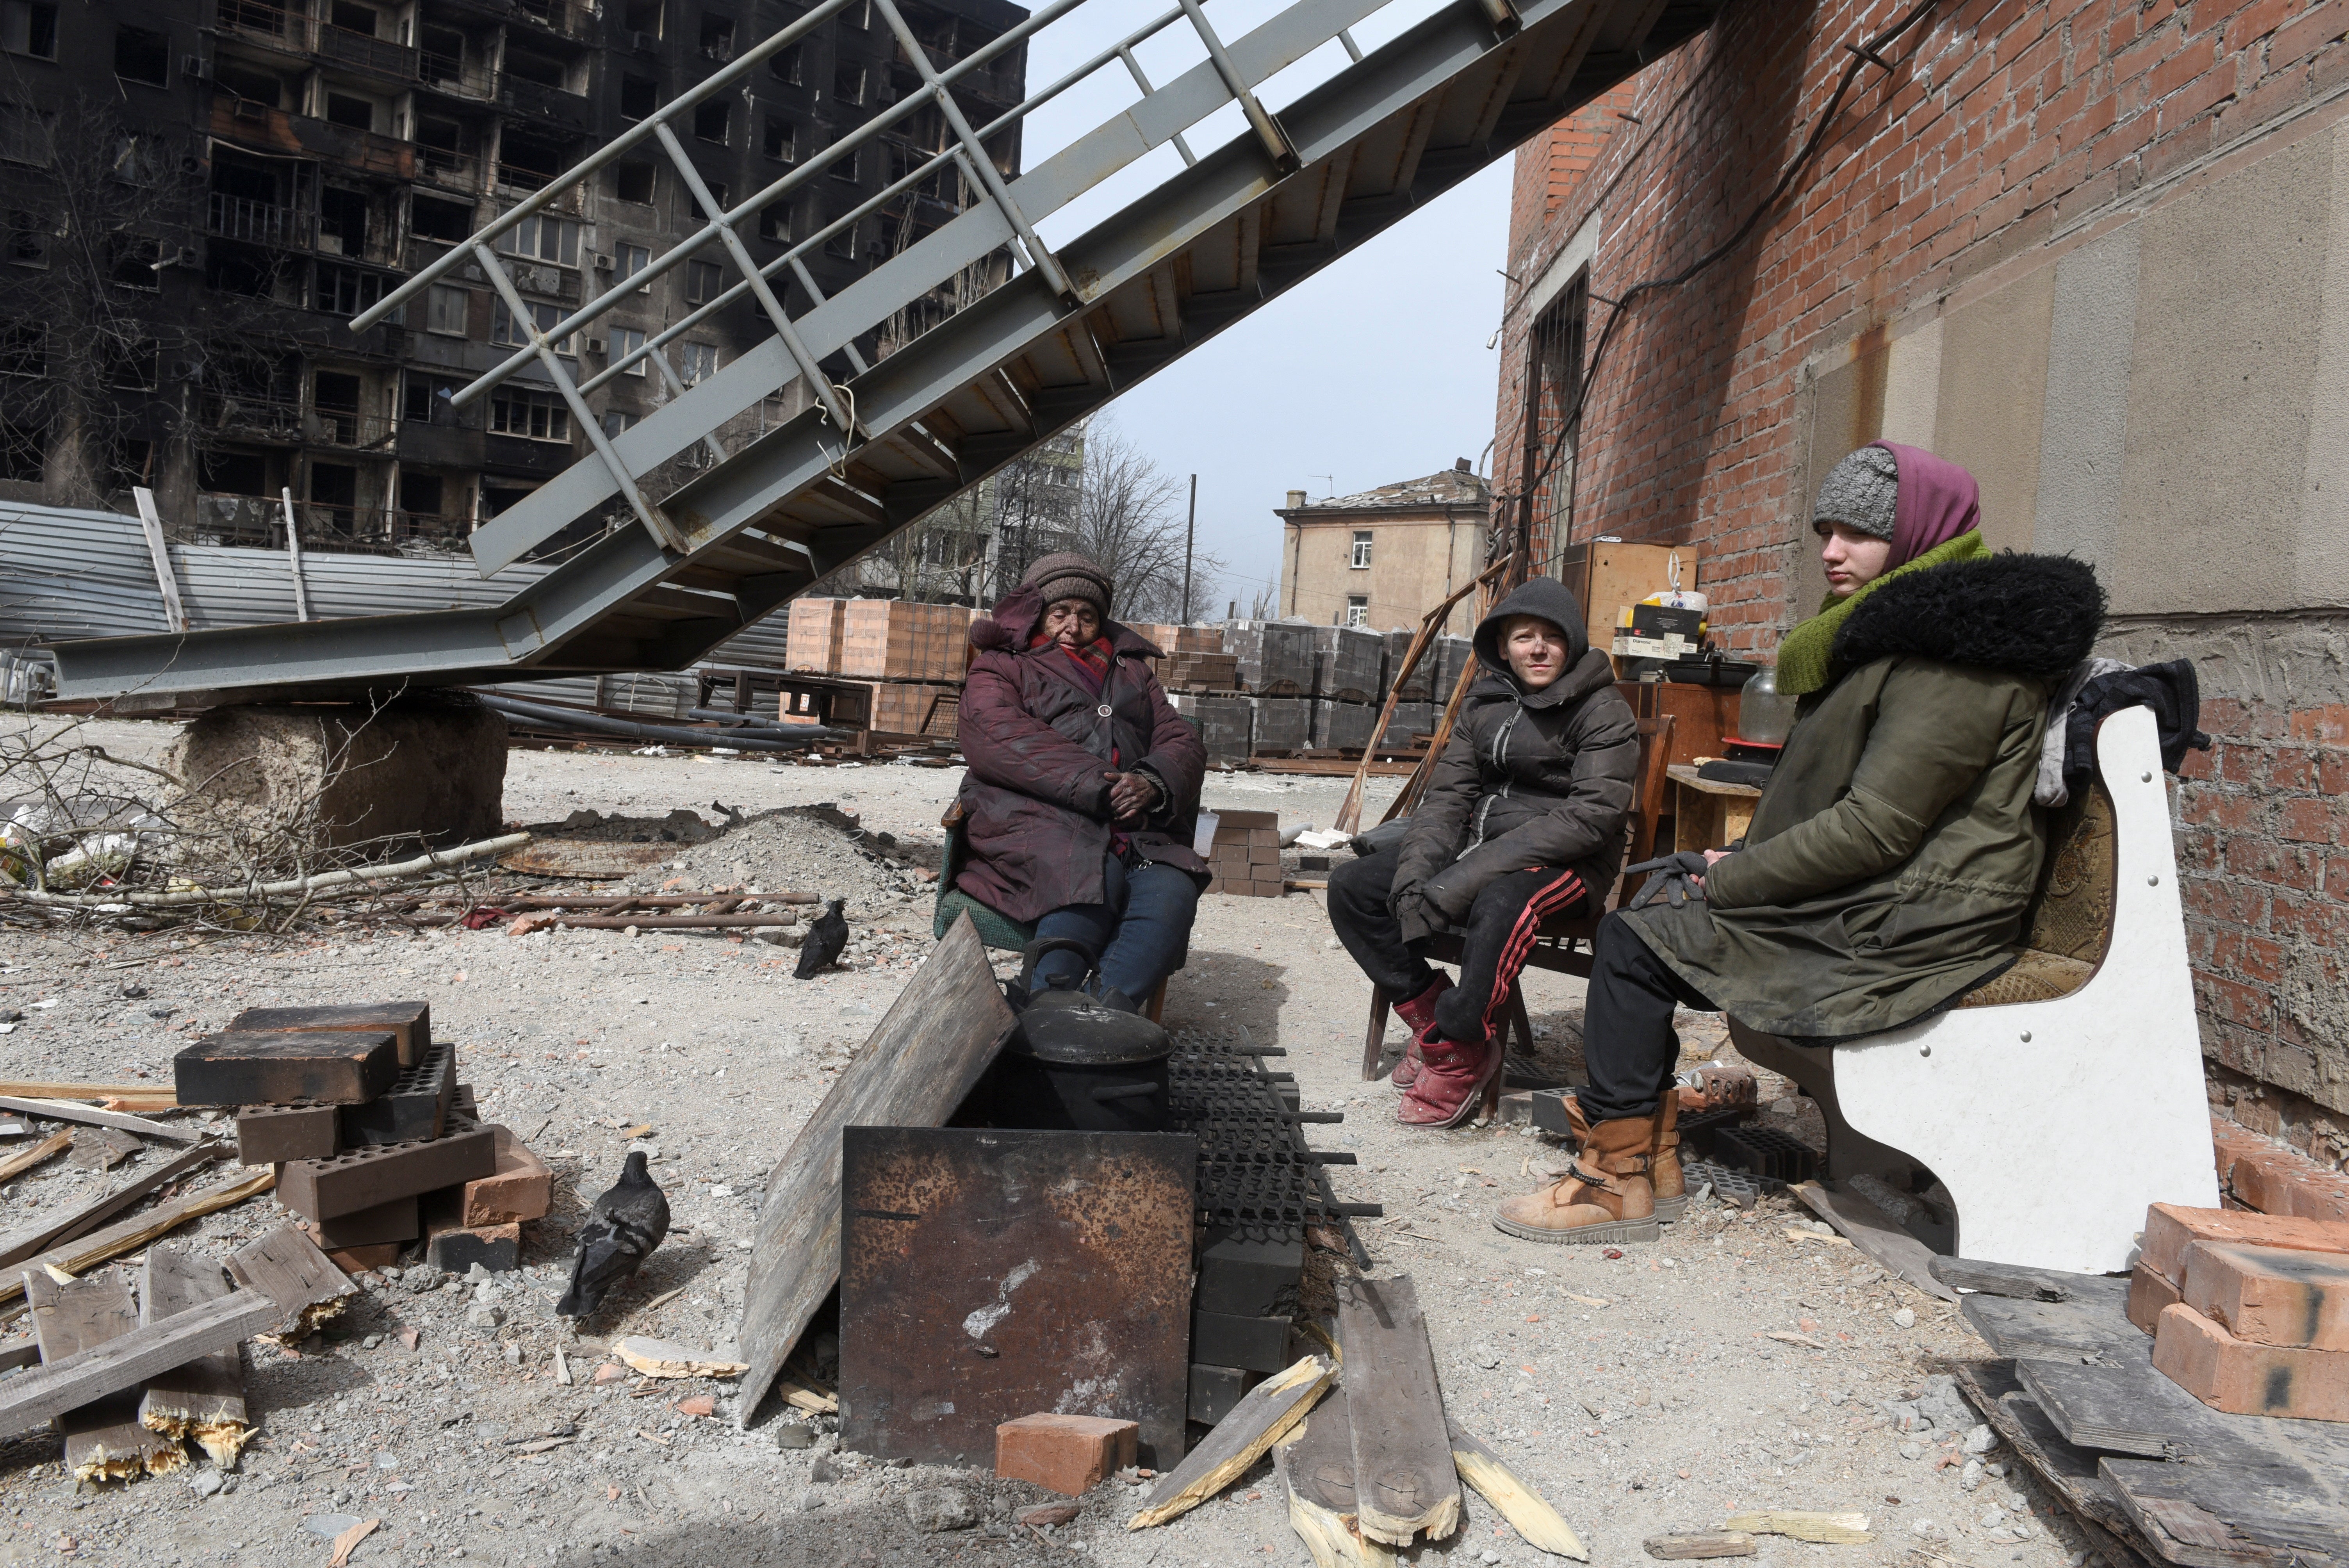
[{"xmin": 1494, "ymin": 442, "xmax": 2107, "ymax": 1245}]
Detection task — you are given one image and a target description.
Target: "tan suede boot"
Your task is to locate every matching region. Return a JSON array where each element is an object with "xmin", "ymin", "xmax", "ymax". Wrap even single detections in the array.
[
  {"xmin": 1492, "ymin": 1114, "xmax": 1657, "ymax": 1244},
  {"xmin": 1561, "ymin": 1093, "xmax": 1686, "ymax": 1222}
]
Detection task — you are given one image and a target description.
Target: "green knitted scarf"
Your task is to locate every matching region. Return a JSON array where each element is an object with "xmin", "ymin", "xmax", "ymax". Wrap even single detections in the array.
[{"xmin": 1775, "ymin": 530, "xmax": 1989, "ymax": 696}]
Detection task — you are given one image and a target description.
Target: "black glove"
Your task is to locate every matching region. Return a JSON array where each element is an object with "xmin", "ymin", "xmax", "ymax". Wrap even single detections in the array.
[
  {"xmin": 1624, "ymin": 850, "xmax": 1716, "ymax": 911},
  {"xmin": 1390, "ymin": 883, "xmax": 1439, "ymax": 944}
]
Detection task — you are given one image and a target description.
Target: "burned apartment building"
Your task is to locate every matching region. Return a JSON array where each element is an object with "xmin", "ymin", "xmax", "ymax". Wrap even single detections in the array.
[{"xmin": 0, "ymin": 0, "xmax": 1025, "ymax": 554}]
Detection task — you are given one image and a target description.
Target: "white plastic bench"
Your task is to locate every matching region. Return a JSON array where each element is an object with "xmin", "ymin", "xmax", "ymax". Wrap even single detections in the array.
[{"xmin": 1729, "ymin": 705, "xmax": 2219, "ymax": 1274}]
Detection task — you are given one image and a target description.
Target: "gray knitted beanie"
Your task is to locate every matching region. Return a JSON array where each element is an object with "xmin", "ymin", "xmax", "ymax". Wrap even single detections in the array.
[
  {"xmin": 1811, "ymin": 445, "xmax": 1899, "ymax": 540},
  {"xmin": 1021, "ymin": 550, "xmax": 1112, "ymax": 616}
]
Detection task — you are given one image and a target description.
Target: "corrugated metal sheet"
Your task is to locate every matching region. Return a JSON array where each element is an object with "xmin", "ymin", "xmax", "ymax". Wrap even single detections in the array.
[{"xmin": 0, "ymin": 501, "xmax": 797, "ymax": 673}]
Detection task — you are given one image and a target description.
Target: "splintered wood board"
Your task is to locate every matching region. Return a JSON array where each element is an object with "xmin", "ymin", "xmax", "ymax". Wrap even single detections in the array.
[
  {"xmin": 1448, "ymin": 1422, "xmax": 1586, "ymax": 1558},
  {"xmin": 138, "ymin": 1242, "xmax": 251, "ymax": 1468},
  {"xmin": 1953, "ymin": 1361, "xmax": 2157, "ymax": 1567},
  {"xmin": 0, "ymin": 1288, "xmax": 281, "ymax": 1441},
  {"xmin": 733, "ymin": 914, "xmax": 1015, "ymax": 1427},
  {"xmin": 0, "ymin": 1165, "xmax": 278, "ymax": 1306},
  {"xmin": 0, "ymin": 1095, "xmax": 200, "ymax": 1146},
  {"xmin": 1336, "ymin": 1275, "xmax": 1460, "ymax": 1547},
  {"xmin": 0, "ymin": 1138, "xmax": 230, "ymax": 1271},
  {"xmin": 1130, "ymin": 1355, "xmax": 1333, "ymax": 1530},
  {"xmin": 228, "ymin": 1224, "xmax": 355, "ymax": 1337},
  {"xmin": 1277, "ymin": 1388, "xmax": 1396, "ymax": 1567},
  {"xmin": 25, "ymin": 1270, "xmax": 183, "ymax": 1479}
]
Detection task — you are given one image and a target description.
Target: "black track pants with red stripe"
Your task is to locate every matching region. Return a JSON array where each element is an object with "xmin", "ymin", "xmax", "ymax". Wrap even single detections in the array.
[{"xmin": 1327, "ymin": 843, "xmax": 1594, "ymax": 1048}]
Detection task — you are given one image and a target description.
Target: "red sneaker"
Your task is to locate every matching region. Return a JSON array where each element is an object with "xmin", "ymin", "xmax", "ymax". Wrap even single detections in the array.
[
  {"xmin": 1397, "ymin": 1030, "xmax": 1499, "ymax": 1128},
  {"xmin": 1388, "ymin": 975, "xmax": 1452, "ymax": 1089}
]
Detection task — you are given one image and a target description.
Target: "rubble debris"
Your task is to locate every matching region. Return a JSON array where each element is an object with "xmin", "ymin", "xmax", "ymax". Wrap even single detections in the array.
[
  {"xmin": 136, "ymin": 1242, "xmax": 252, "ymax": 1469},
  {"xmin": 905, "ymin": 1488, "xmax": 979, "ymax": 1533},
  {"xmin": 226, "ymin": 1002, "xmax": 433, "ymax": 1069},
  {"xmin": 613, "ymin": 1337, "xmax": 748, "ymax": 1379},
  {"xmin": 556, "ymin": 1149, "xmax": 669, "ymax": 1319},
  {"xmin": 1013, "ymin": 1505, "xmax": 1080, "ymax": 1528},
  {"xmin": 326, "ymin": 1516, "xmax": 379, "ymax": 1568},
  {"xmin": 0, "ymin": 1273, "xmax": 284, "ymax": 1440},
  {"xmin": 1336, "ymin": 1276, "xmax": 1458, "ymax": 1547},
  {"xmin": 994, "ymin": 1413, "xmax": 1138, "ymax": 1498},
  {"xmin": 423, "ymin": 1219, "xmax": 519, "ymax": 1274},
  {"xmin": 1129, "ymin": 1355, "xmax": 1334, "ymax": 1530},
  {"xmin": 68, "ymin": 1130, "xmax": 146, "ymax": 1171}
]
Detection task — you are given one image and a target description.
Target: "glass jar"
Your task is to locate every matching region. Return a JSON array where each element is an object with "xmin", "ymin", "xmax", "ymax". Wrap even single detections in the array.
[{"xmin": 1738, "ymin": 665, "xmax": 1797, "ymax": 745}]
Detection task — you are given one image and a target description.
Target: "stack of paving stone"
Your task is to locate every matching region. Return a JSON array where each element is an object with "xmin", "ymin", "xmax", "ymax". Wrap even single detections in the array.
[{"xmin": 173, "ymin": 1003, "xmax": 551, "ymax": 1274}]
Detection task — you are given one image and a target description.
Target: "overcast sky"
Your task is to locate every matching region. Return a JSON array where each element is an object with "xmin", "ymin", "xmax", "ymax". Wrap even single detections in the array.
[{"xmin": 1011, "ymin": 0, "xmax": 1514, "ymax": 618}]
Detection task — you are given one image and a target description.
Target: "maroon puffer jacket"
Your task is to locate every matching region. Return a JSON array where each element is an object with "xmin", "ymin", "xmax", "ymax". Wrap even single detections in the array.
[{"xmin": 953, "ymin": 588, "xmax": 1209, "ymax": 922}]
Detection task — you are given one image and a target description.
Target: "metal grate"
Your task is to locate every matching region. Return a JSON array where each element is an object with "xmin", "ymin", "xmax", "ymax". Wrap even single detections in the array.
[{"xmin": 1169, "ymin": 1028, "xmax": 1378, "ymax": 1246}]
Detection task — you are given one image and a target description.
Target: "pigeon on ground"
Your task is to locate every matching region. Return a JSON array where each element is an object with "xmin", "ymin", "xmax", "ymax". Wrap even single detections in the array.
[
  {"xmin": 794, "ymin": 897, "xmax": 849, "ymax": 979},
  {"xmin": 556, "ymin": 1150, "xmax": 670, "ymax": 1320}
]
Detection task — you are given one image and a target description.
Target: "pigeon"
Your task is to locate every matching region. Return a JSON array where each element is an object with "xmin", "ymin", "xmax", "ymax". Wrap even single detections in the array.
[
  {"xmin": 556, "ymin": 1150, "xmax": 670, "ymax": 1320},
  {"xmin": 794, "ymin": 897, "xmax": 849, "ymax": 979}
]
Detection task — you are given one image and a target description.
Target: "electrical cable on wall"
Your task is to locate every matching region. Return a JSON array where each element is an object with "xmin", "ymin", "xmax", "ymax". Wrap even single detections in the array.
[{"xmin": 1495, "ymin": 0, "xmax": 1943, "ymax": 578}]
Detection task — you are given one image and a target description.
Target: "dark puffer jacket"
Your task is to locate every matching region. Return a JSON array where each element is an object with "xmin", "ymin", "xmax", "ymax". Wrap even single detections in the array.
[
  {"xmin": 1623, "ymin": 552, "xmax": 2107, "ymax": 1039},
  {"xmin": 952, "ymin": 588, "xmax": 1208, "ymax": 923},
  {"xmin": 1390, "ymin": 577, "xmax": 1640, "ymax": 941}
]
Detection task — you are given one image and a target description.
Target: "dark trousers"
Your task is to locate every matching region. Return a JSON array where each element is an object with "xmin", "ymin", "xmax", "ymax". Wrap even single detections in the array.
[
  {"xmin": 1576, "ymin": 911, "xmax": 1720, "ymax": 1122},
  {"xmin": 1032, "ymin": 852, "xmax": 1200, "ymax": 1004},
  {"xmin": 1327, "ymin": 843, "xmax": 1593, "ymax": 1048}
]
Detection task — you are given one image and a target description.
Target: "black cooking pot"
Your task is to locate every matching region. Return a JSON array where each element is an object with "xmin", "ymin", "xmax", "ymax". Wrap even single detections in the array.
[{"xmin": 978, "ymin": 947, "xmax": 1176, "ymax": 1132}]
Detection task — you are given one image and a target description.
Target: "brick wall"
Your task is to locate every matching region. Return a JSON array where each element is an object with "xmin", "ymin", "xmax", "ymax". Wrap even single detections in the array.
[{"xmin": 1494, "ymin": 0, "xmax": 2349, "ymax": 1127}]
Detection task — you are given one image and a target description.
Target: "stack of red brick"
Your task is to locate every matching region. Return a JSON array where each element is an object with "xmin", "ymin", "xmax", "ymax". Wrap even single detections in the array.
[
  {"xmin": 174, "ymin": 1002, "xmax": 551, "ymax": 1276},
  {"xmin": 2130, "ymin": 1203, "xmax": 2349, "ymax": 1422},
  {"xmin": 1205, "ymin": 810, "xmax": 1283, "ymax": 898}
]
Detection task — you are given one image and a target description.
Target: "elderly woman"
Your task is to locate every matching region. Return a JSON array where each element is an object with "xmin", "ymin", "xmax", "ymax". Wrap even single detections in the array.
[
  {"xmin": 1493, "ymin": 442, "xmax": 2105, "ymax": 1245},
  {"xmin": 951, "ymin": 553, "xmax": 1208, "ymax": 1009}
]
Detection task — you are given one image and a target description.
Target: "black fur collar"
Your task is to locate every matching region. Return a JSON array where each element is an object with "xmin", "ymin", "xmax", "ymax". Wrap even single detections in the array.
[{"xmin": 1832, "ymin": 553, "xmax": 2106, "ymax": 682}]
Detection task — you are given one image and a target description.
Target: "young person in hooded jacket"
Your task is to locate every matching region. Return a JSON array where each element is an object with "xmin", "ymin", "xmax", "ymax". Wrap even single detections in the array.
[
  {"xmin": 1328, "ymin": 578, "xmax": 1639, "ymax": 1128},
  {"xmin": 952, "ymin": 552, "xmax": 1209, "ymax": 1009},
  {"xmin": 1491, "ymin": 443, "xmax": 2106, "ymax": 1245}
]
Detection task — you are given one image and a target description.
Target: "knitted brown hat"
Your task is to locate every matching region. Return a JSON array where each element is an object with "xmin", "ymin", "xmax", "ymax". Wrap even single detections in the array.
[{"xmin": 1020, "ymin": 551, "xmax": 1112, "ymax": 616}]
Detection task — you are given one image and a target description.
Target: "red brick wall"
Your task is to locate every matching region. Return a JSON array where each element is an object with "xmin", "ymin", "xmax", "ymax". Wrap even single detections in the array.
[
  {"xmin": 1494, "ymin": 0, "xmax": 2349, "ymax": 1121},
  {"xmin": 1495, "ymin": 0, "xmax": 2349, "ymax": 651}
]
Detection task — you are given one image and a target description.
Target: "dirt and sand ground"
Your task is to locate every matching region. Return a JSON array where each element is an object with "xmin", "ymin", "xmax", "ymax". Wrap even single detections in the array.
[{"xmin": 0, "ymin": 718, "xmax": 2101, "ymax": 1568}]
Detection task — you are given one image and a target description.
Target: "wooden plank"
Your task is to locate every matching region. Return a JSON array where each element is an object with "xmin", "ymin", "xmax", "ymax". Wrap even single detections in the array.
[
  {"xmin": 734, "ymin": 914, "xmax": 1016, "ymax": 1425},
  {"xmin": 0, "ymin": 1130, "xmax": 73, "ymax": 1183},
  {"xmin": 1643, "ymin": 1533, "xmax": 1756, "ymax": 1559},
  {"xmin": 0, "ymin": 1138, "xmax": 231, "ymax": 1270},
  {"xmin": 25, "ymin": 1270, "xmax": 184, "ymax": 1479},
  {"xmin": 137, "ymin": 1242, "xmax": 251, "ymax": 1468},
  {"xmin": 1931, "ymin": 1256, "xmax": 2121, "ymax": 1302},
  {"xmin": 2018, "ymin": 1357, "xmax": 2201, "ymax": 1458},
  {"xmin": 0, "ymin": 1082, "xmax": 179, "ymax": 1104},
  {"xmin": 1278, "ymin": 1390, "xmax": 1394, "ymax": 1568},
  {"xmin": 1336, "ymin": 1275, "xmax": 1460, "ymax": 1546},
  {"xmin": 132, "ymin": 486, "xmax": 188, "ymax": 634},
  {"xmin": 1791, "ymin": 1181, "xmax": 1955, "ymax": 1303},
  {"xmin": 0, "ymin": 1288, "xmax": 280, "ymax": 1440},
  {"xmin": 1953, "ymin": 1361, "xmax": 2160, "ymax": 1568},
  {"xmin": 1960, "ymin": 1286, "xmax": 2154, "ymax": 1361},
  {"xmin": 1448, "ymin": 1422, "xmax": 1586, "ymax": 1559},
  {"xmin": 0, "ymin": 1095, "xmax": 201, "ymax": 1146},
  {"xmin": 0, "ymin": 1165, "xmax": 277, "ymax": 1306},
  {"xmin": 227, "ymin": 1224, "xmax": 355, "ymax": 1338},
  {"xmin": 1130, "ymin": 1355, "xmax": 1334, "ymax": 1530},
  {"xmin": 1720, "ymin": 1511, "xmax": 1871, "ymax": 1543},
  {"xmin": 0, "ymin": 1340, "xmax": 35, "ymax": 1373},
  {"xmin": 2101, "ymin": 1457, "xmax": 2346, "ymax": 1568}
]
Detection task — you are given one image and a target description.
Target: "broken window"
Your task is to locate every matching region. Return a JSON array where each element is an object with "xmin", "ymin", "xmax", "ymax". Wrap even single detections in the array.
[
  {"xmin": 829, "ymin": 144, "xmax": 859, "ymax": 184},
  {"xmin": 331, "ymin": 2, "xmax": 380, "ymax": 34},
  {"xmin": 0, "ymin": 319, "xmax": 45, "ymax": 377},
  {"xmin": 199, "ymin": 449, "xmax": 269, "ymax": 495},
  {"xmin": 398, "ymin": 469, "xmax": 444, "ymax": 516},
  {"xmin": 214, "ymin": 60, "xmax": 284, "ymax": 109},
  {"xmin": 410, "ymin": 194, "xmax": 472, "ymax": 242},
  {"xmin": 600, "ymin": 409, "xmax": 637, "ymax": 437},
  {"xmin": 491, "ymin": 297, "xmax": 574, "ymax": 354},
  {"xmin": 109, "ymin": 235, "xmax": 164, "ymax": 290},
  {"xmin": 1346, "ymin": 596, "xmax": 1368, "ymax": 628},
  {"xmin": 324, "ymin": 93, "xmax": 376, "ymax": 132},
  {"xmin": 620, "ymin": 75, "xmax": 658, "ymax": 120},
  {"xmin": 693, "ymin": 99, "xmax": 730, "ymax": 145},
  {"xmin": 621, "ymin": 0, "xmax": 661, "ymax": 37},
  {"xmin": 317, "ymin": 187, "xmax": 370, "ymax": 257},
  {"xmin": 313, "ymin": 261, "xmax": 389, "ymax": 316},
  {"xmin": 1350, "ymin": 531, "xmax": 1372, "ymax": 569},
  {"xmin": 0, "ymin": 103, "xmax": 50, "ymax": 167},
  {"xmin": 763, "ymin": 117, "xmax": 796, "ymax": 162},
  {"xmin": 103, "ymin": 338, "xmax": 160, "ymax": 390},
  {"xmin": 6, "ymin": 208, "xmax": 46, "ymax": 267},
  {"xmin": 769, "ymin": 43, "xmax": 801, "ymax": 85},
  {"xmin": 699, "ymin": 12, "xmax": 734, "ymax": 60},
  {"xmin": 833, "ymin": 63, "xmax": 865, "ymax": 105},
  {"xmin": 107, "ymin": 438, "xmax": 153, "ymax": 492},
  {"xmin": 489, "ymin": 387, "xmax": 570, "ymax": 442},
  {"xmin": 114, "ymin": 26, "xmax": 170, "ymax": 86},
  {"xmin": 614, "ymin": 160, "xmax": 656, "ymax": 204},
  {"xmin": 0, "ymin": 2, "xmax": 56, "ymax": 59},
  {"xmin": 403, "ymin": 371, "xmax": 457, "ymax": 423},
  {"xmin": 757, "ymin": 201, "xmax": 790, "ymax": 242}
]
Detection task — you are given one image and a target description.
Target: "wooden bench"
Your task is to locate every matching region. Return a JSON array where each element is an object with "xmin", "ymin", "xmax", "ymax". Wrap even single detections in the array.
[{"xmin": 1729, "ymin": 706, "xmax": 2219, "ymax": 1273}]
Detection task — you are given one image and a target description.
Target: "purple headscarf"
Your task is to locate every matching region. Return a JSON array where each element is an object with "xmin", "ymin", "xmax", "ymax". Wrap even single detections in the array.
[{"xmin": 1870, "ymin": 440, "xmax": 1981, "ymax": 567}]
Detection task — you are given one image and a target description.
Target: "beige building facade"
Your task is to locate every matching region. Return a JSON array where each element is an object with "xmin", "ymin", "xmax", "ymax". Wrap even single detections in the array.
[{"xmin": 1275, "ymin": 465, "xmax": 1490, "ymax": 636}]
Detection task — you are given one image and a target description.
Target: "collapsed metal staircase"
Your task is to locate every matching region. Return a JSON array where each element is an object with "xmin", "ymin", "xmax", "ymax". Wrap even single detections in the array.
[{"xmin": 53, "ymin": 0, "xmax": 1719, "ymax": 701}]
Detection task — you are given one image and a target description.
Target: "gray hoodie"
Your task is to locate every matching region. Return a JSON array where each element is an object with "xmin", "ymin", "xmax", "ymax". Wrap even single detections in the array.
[{"xmin": 1390, "ymin": 577, "xmax": 1639, "ymax": 935}]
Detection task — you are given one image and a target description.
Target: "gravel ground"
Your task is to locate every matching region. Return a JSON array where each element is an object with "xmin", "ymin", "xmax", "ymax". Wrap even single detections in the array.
[{"xmin": 0, "ymin": 718, "xmax": 2101, "ymax": 1568}]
